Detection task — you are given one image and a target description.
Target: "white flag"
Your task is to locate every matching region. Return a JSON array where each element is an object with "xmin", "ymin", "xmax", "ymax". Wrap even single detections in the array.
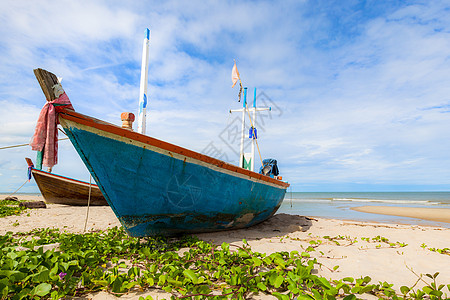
[{"xmin": 231, "ymin": 61, "xmax": 240, "ymax": 88}]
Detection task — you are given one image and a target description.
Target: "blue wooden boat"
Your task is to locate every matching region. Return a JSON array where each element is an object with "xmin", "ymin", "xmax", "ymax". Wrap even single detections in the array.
[{"xmin": 36, "ymin": 69, "xmax": 289, "ymax": 237}]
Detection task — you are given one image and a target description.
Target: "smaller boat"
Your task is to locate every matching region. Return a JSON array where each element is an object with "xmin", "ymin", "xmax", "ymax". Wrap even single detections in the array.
[{"xmin": 26, "ymin": 158, "xmax": 108, "ymax": 206}]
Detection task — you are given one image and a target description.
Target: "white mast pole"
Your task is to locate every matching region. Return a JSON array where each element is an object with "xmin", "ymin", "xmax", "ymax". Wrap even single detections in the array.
[
  {"xmin": 251, "ymin": 88, "xmax": 257, "ymax": 172},
  {"xmin": 138, "ymin": 28, "xmax": 150, "ymax": 134},
  {"xmin": 239, "ymin": 88, "xmax": 247, "ymax": 168},
  {"xmin": 230, "ymin": 87, "xmax": 269, "ymax": 170}
]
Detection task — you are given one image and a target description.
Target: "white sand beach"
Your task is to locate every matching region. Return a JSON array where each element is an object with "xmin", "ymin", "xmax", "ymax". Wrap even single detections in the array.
[{"xmin": 1, "ymin": 194, "xmax": 449, "ymax": 299}]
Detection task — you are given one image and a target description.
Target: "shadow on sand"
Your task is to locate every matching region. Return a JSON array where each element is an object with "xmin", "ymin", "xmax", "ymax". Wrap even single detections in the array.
[{"xmin": 195, "ymin": 213, "xmax": 315, "ymax": 245}]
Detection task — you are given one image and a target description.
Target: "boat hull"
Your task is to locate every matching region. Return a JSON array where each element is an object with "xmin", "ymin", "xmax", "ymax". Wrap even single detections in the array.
[
  {"xmin": 59, "ymin": 110, "xmax": 288, "ymax": 237},
  {"xmin": 30, "ymin": 168, "xmax": 108, "ymax": 206}
]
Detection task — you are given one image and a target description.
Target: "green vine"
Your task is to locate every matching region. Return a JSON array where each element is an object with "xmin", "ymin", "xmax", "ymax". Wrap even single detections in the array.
[{"xmin": 0, "ymin": 227, "xmax": 448, "ymax": 299}]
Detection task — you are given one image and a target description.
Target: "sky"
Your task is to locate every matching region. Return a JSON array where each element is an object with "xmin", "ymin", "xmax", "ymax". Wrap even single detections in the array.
[{"xmin": 0, "ymin": 0, "xmax": 449, "ymax": 193}]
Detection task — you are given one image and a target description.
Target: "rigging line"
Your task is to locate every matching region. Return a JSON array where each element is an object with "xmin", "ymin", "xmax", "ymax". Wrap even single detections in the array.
[
  {"xmin": 83, "ymin": 174, "xmax": 93, "ymax": 233},
  {"xmin": 290, "ymin": 186, "xmax": 293, "ymax": 208},
  {"xmin": 58, "ymin": 127, "xmax": 68, "ymax": 136},
  {"xmin": 244, "ymin": 103, "xmax": 264, "ymax": 168},
  {"xmin": 0, "ymin": 143, "xmax": 32, "ymax": 150},
  {"xmin": 6, "ymin": 179, "xmax": 29, "ymax": 198},
  {"xmin": 0, "ymin": 137, "xmax": 69, "ymax": 150}
]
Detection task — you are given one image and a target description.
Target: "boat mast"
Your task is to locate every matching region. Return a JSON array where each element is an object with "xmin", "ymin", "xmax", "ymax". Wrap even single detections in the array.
[
  {"xmin": 239, "ymin": 88, "xmax": 247, "ymax": 168},
  {"xmin": 138, "ymin": 28, "xmax": 150, "ymax": 134},
  {"xmin": 251, "ymin": 88, "xmax": 256, "ymax": 171},
  {"xmin": 230, "ymin": 87, "xmax": 270, "ymax": 171}
]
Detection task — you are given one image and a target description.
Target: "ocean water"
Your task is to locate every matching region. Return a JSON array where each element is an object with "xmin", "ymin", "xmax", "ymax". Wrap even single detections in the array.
[{"xmin": 278, "ymin": 192, "xmax": 450, "ymax": 228}]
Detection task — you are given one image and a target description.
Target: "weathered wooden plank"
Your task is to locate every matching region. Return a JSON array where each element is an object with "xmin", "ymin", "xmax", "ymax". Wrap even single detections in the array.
[
  {"xmin": 19, "ymin": 201, "xmax": 47, "ymax": 209},
  {"xmin": 33, "ymin": 68, "xmax": 59, "ymax": 101},
  {"xmin": 3, "ymin": 196, "xmax": 18, "ymax": 202}
]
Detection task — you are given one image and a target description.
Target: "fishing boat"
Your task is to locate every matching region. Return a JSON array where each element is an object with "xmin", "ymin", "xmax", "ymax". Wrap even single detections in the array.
[
  {"xmin": 25, "ymin": 158, "xmax": 108, "ymax": 206},
  {"xmin": 33, "ymin": 68, "xmax": 289, "ymax": 237}
]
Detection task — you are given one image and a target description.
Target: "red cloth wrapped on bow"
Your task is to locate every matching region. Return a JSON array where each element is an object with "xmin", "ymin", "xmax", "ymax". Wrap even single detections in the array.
[{"xmin": 30, "ymin": 92, "xmax": 74, "ymax": 168}]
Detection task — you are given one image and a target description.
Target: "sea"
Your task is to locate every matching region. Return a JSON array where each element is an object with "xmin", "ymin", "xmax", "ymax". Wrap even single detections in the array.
[{"xmin": 278, "ymin": 192, "xmax": 450, "ymax": 228}]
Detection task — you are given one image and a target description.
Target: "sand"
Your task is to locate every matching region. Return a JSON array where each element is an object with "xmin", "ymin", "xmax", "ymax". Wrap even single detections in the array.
[
  {"xmin": 1, "ymin": 194, "xmax": 449, "ymax": 299},
  {"xmin": 352, "ymin": 205, "xmax": 450, "ymax": 224}
]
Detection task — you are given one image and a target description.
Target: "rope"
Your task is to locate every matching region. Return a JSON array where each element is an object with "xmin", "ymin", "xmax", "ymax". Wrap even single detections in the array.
[
  {"xmin": 6, "ymin": 179, "xmax": 29, "ymax": 198},
  {"xmin": 0, "ymin": 137, "xmax": 69, "ymax": 150},
  {"xmin": 58, "ymin": 127, "xmax": 67, "ymax": 136},
  {"xmin": 0, "ymin": 143, "xmax": 32, "ymax": 150},
  {"xmin": 290, "ymin": 186, "xmax": 293, "ymax": 208},
  {"xmin": 244, "ymin": 104, "xmax": 264, "ymax": 167},
  {"xmin": 83, "ymin": 175, "xmax": 93, "ymax": 232}
]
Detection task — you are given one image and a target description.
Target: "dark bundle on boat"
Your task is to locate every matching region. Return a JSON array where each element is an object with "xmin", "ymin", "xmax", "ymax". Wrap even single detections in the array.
[{"xmin": 259, "ymin": 159, "xmax": 279, "ymax": 177}]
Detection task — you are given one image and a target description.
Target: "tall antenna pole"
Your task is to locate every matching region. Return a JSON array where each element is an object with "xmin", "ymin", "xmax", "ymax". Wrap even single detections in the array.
[{"xmin": 138, "ymin": 28, "xmax": 150, "ymax": 134}]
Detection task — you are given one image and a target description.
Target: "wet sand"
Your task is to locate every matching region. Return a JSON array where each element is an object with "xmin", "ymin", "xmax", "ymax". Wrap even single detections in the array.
[{"xmin": 351, "ymin": 206, "xmax": 450, "ymax": 224}]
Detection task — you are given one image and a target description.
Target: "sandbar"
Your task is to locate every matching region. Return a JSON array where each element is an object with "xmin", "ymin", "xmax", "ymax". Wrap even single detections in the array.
[{"xmin": 351, "ymin": 205, "xmax": 450, "ymax": 224}]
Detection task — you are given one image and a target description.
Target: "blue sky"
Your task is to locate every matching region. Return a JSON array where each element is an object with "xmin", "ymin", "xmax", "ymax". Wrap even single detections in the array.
[{"xmin": 1, "ymin": 0, "xmax": 449, "ymax": 193}]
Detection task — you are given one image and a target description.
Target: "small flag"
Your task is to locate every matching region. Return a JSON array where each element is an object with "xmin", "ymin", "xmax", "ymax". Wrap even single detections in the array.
[
  {"xmin": 27, "ymin": 164, "xmax": 34, "ymax": 181},
  {"xmin": 231, "ymin": 61, "xmax": 240, "ymax": 88}
]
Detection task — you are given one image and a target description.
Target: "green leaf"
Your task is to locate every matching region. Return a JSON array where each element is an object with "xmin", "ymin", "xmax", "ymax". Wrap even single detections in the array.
[
  {"xmin": 162, "ymin": 285, "xmax": 172, "ymax": 292},
  {"xmin": 111, "ymin": 277, "xmax": 124, "ymax": 293},
  {"xmin": 257, "ymin": 282, "xmax": 267, "ymax": 291},
  {"xmin": 274, "ymin": 275, "xmax": 284, "ymax": 288},
  {"xmin": 312, "ymin": 289, "xmax": 322, "ymax": 299},
  {"xmin": 33, "ymin": 269, "xmax": 50, "ymax": 282},
  {"xmin": 429, "ymin": 290, "xmax": 443, "ymax": 297},
  {"xmin": 316, "ymin": 277, "xmax": 332, "ymax": 289},
  {"xmin": 400, "ymin": 286, "xmax": 410, "ymax": 294},
  {"xmin": 1, "ymin": 285, "xmax": 8, "ymax": 298},
  {"xmin": 93, "ymin": 279, "xmax": 109, "ymax": 286},
  {"xmin": 146, "ymin": 277, "xmax": 154, "ymax": 286},
  {"xmin": 183, "ymin": 269, "xmax": 198, "ymax": 284},
  {"xmin": 272, "ymin": 292, "xmax": 290, "ymax": 300},
  {"xmin": 343, "ymin": 295, "xmax": 357, "ymax": 300},
  {"xmin": 221, "ymin": 242, "xmax": 229, "ymax": 252},
  {"xmin": 252, "ymin": 257, "xmax": 262, "ymax": 267},
  {"xmin": 31, "ymin": 282, "xmax": 52, "ymax": 297},
  {"xmin": 158, "ymin": 274, "xmax": 167, "ymax": 286},
  {"xmin": 0, "ymin": 270, "xmax": 27, "ymax": 282}
]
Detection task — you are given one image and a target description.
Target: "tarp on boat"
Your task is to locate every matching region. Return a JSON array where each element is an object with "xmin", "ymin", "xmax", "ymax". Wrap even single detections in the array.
[{"xmin": 259, "ymin": 158, "xmax": 279, "ymax": 177}]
